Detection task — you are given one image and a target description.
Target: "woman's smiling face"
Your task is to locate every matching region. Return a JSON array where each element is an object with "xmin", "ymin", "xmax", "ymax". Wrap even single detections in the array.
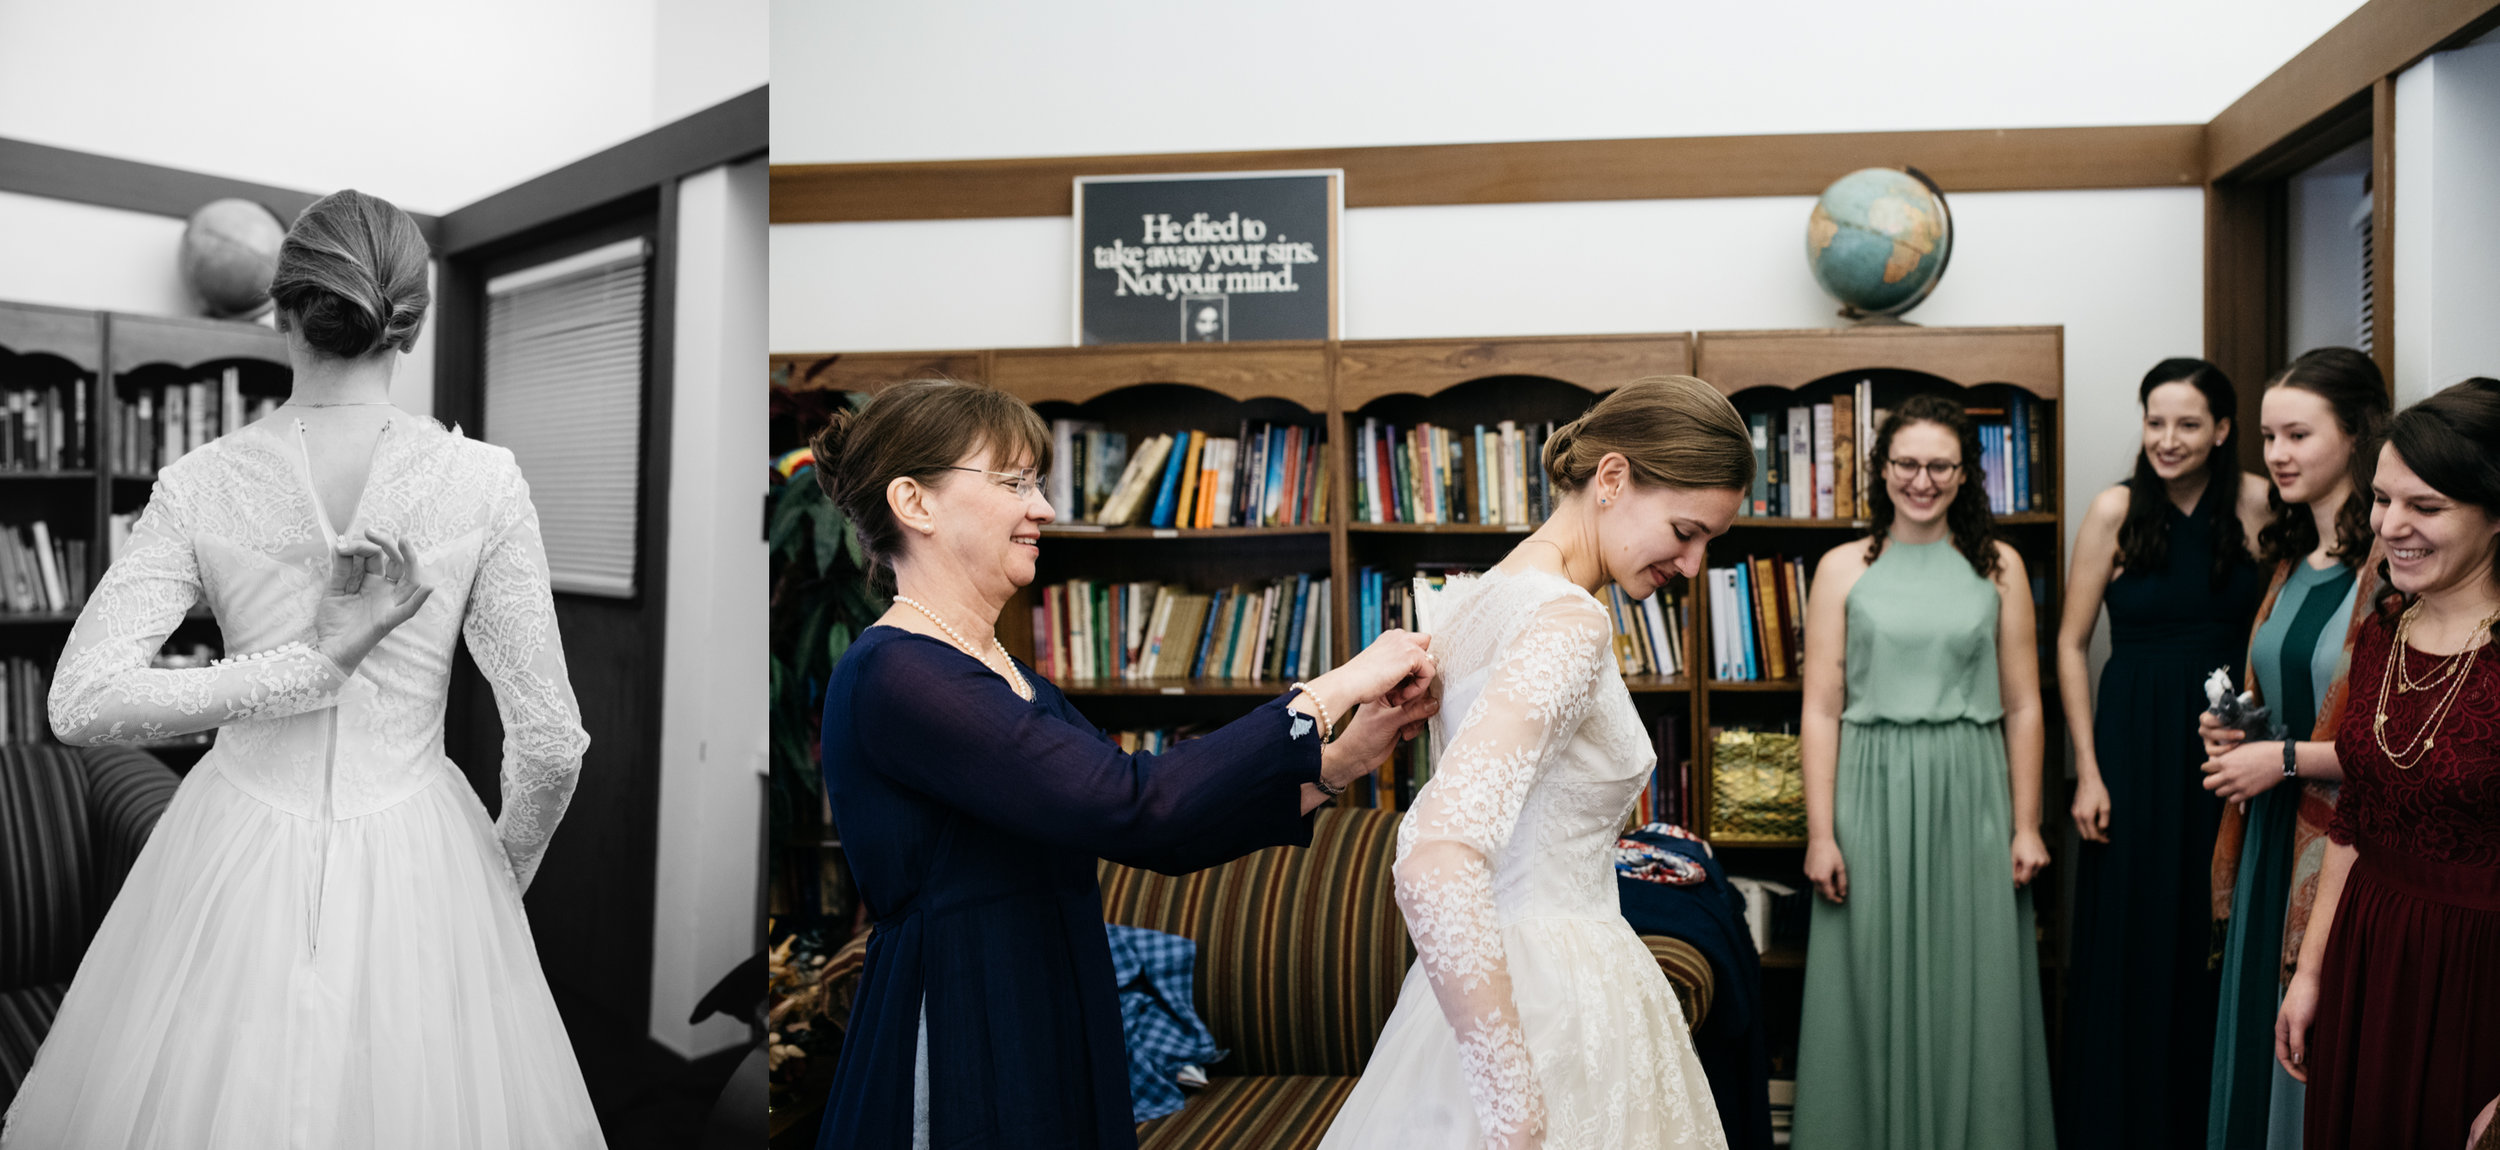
[
  {"xmin": 2371, "ymin": 442, "xmax": 2500, "ymax": 599},
  {"xmin": 1598, "ymin": 473, "xmax": 1742, "ymax": 601},
  {"xmin": 1883, "ymin": 420, "xmax": 1964, "ymax": 530},
  {"xmin": 923, "ymin": 441, "xmax": 1054, "ymax": 597},
  {"xmin": 2261, "ymin": 385, "xmax": 2352, "ymax": 507}
]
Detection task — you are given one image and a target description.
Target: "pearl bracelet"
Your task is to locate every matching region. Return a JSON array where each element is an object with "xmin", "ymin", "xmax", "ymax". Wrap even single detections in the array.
[
  {"xmin": 211, "ymin": 640, "xmax": 310, "ymax": 668},
  {"xmin": 1289, "ymin": 682, "xmax": 1333, "ymax": 745}
]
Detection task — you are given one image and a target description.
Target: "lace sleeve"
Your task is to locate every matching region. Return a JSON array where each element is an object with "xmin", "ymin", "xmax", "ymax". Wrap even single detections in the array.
[
  {"xmin": 49, "ymin": 474, "xmax": 349, "ymax": 746},
  {"xmin": 1392, "ymin": 590, "xmax": 1609, "ymax": 1150},
  {"xmin": 462, "ymin": 466, "xmax": 590, "ymax": 894}
]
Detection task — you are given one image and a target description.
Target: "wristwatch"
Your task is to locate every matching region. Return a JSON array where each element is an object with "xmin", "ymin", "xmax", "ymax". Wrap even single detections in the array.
[{"xmin": 2282, "ymin": 739, "xmax": 2299, "ymax": 780}]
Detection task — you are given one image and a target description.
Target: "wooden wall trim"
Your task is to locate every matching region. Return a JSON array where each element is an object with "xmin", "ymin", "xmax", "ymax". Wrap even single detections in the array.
[
  {"xmin": 440, "ymin": 86, "xmax": 766, "ymax": 255},
  {"xmin": 0, "ymin": 135, "xmax": 442, "ymax": 244},
  {"xmin": 771, "ymin": 125, "xmax": 2206, "ymax": 224},
  {"xmin": 2206, "ymin": 0, "xmax": 2500, "ymax": 180}
]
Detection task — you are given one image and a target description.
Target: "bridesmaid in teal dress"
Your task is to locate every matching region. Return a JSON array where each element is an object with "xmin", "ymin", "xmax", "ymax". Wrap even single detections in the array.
[{"xmin": 1794, "ymin": 393, "xmax": 2056, "ymax": 1150}]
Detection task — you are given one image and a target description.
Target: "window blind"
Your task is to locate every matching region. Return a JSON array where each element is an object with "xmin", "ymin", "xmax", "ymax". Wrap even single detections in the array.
[{"xmin": 483, "ymin": 237, "xmax": 650, "ymax": 598}]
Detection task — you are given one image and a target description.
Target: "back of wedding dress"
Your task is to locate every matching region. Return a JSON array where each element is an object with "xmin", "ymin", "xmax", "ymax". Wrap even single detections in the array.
[
  {"xmin": 1320, "ymin": 567, "xmax": 1722, "ymax": 1150},
  {"xmin": 46, "ymin": 415, "xmax": 587, "ymax": 889},
  {"xmin": 7, "ymin": 414, "xmax": 607, "ymax": 1150}
]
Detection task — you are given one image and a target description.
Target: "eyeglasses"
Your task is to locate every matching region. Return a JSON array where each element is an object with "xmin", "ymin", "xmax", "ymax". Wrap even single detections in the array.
[
  {"xmin": 946, "ymin": 466, "xmax": 1044, "ymax": 499},
  {"xmin": 1883, "ymin": 458, "xmax": 1964, "ymax": 483}
]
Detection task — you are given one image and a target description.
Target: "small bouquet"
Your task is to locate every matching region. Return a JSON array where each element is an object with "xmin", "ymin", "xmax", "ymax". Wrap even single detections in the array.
[{"xmin": 2203, "ymin": 667, "xmax": 2277, "ymax": 739}]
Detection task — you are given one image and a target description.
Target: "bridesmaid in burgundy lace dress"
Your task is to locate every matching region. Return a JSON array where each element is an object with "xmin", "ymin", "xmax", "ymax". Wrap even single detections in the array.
[{"xmin": 2276, "ymin": 378, "xmax": 2500, "ymax": 1150}]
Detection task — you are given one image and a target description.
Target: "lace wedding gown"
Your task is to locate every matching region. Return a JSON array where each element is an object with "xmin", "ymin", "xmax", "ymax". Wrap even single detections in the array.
[
  {"xmin": 1321, "ymin": 569, "xmax": 1725, "ymax": 1150},
  {"xmin": 3, "ymin": 414, "xmax": 601, "ymax": 1149}
]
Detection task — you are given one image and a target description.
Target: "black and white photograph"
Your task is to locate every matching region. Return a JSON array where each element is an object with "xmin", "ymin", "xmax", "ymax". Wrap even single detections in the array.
[{"xmin": 0, "ymin": 2, "xmax": 766, "ymax": 1147}]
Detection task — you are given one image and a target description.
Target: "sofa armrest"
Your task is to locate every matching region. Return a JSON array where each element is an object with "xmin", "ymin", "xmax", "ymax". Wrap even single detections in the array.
[{"xmin": 1639, "ymin": 933, "xmax": 1713, "ymax": 1032}]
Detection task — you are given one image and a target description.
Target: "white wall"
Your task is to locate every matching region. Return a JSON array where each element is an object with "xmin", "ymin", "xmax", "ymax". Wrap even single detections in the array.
[
  {"xmin": 2284, "ymin": 141, "xmax": 2370, "ymax": 361},
  {"xmin": 0, "ymin": 0, "xmax": 763, "ymax": 214},
  {"xmin": 2394, "ymin": 35, "xmax": 2500, "ymax": 408},
  {"xmin": 650, "ymin": 157, "xmax": 770, "ymax": 1059},
  {"xmin": 778, "ymin": 0, "xmax": 2362, "ymax": 164}
]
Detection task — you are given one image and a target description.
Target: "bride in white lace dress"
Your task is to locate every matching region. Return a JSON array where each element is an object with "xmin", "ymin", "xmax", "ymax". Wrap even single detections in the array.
[
  {"xmin": 3, "ymin": 191, "xmax": 601, "ymax": 1149},
  {"xmin": 1320, "ymin": 377, "xmax": 1754, "ymax": 1150}
]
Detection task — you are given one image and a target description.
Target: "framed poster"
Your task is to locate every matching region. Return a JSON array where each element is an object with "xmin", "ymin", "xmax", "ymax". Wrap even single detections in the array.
[{"xmin": 1074, "ymin": 170, "xmax": 1340, "ymax": 345}]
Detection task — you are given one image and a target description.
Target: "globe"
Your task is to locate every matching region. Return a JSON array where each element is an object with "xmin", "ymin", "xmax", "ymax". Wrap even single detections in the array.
[
  {"xmin": 1805, "ymin": 167, "xmax": 1952, "ymax": 322},
  {"xmin": 179, "ymin": 198, "xmax": 287, "ymax": 319}
]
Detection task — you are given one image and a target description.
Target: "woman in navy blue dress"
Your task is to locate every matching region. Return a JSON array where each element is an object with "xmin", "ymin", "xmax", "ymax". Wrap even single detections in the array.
[{"xmin": 810, "ymin": 379, "xmax": 1440, "ymax": 1150}]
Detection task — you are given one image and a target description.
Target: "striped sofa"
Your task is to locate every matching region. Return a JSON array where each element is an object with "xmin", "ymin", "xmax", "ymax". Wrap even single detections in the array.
[
  {"xmin": 825, "ymin": 807, "xmax": 1713, "ymax": 1150},
  {"xmin": 0, "ymin": 744, "xmax": 182, "ymax": 1110}
]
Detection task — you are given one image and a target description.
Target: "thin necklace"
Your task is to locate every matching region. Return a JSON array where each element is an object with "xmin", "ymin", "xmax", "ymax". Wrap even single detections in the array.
[
  {"xmin": 2373, "ymin": 600, "xmax": 2500, "ymax": 770},
  {"xmin": 285, "ymin": 400, "xmax": 395, "ymax": 409},
  {"xmin": 893, "ymin": 594, "xmax": 1032, "ymax": 700}
]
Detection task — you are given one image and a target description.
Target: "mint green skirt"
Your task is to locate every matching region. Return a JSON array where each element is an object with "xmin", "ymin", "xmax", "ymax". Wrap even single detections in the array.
[{"xmin": 1793, "ymin": 718, "xmax": 2056, "ymax": 1149}]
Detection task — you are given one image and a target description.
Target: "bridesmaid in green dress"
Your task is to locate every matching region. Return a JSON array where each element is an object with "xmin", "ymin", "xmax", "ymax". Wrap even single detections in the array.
[{"xmin": 1794, "ymin": 393, "xmax": 2056, "ymax": 1149}]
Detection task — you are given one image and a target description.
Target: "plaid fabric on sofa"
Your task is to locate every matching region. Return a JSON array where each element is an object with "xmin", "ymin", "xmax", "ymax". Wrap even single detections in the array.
[
  {"xmin": 0, "ymin": 744, "xmax": 181, "ymax": 1108},
  {"xmin": 820, "ymin": 807, "xmax": 1716, "ymax": 1149}
]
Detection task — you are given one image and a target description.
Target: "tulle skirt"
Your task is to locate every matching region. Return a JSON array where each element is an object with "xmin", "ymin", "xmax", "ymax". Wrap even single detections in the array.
[
  {"xmin": 1319, "ymin": 913, "xmax": 1726, "ymax": 1149},
  {"xmin": 1, "ymin": 759, "xmax": 603, "ymax": 1149}
]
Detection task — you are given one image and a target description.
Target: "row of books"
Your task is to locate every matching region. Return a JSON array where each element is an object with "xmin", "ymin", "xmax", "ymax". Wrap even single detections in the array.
[
  {"xmin": 1739, "ymin": 383, "xmax": 2047, "ymax": 520},
  {"xmin": 1, "ymin": 521, "xmax": 90, "ymax": 616},
  {"xmin": 1, "ymin": 384, "xmax": 87, "ymax": 471},
  {"xmin": 110, "ymin": 369, "xmax": 278, "ymax": 477},
  {"xmin": 1706, "ymin": 555, "xmax": 1809, "ymax": 683},
  {"xmin": 1031, "ymin": 575, "xmax": 1334, "ymax": 685},
  {"xmin": 1744, "ymin": 385, "xmax": 1871, "ymax": 520},
  {"xmin": 1635, "ymin": 711, "xmax": 1689, "ymax": 828},
  {"xmin": 1604, "ymin": 585, "xmax": 1687, "ymax": 680},
  {"xmin": 0, "ymin": 657, "xmax": 52, "ymax": 744},
  {"xmin": 1353, "ymin": 418, "xmax": 1561, "ymax": 527},
  {"xmin": 1047, "ymin": 420, "xmax": 1329, "ymax": 528}
]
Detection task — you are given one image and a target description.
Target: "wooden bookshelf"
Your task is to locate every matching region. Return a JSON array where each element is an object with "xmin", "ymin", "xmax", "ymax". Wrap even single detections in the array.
[
  {"xmin": 0, "ymin": 299, "xmax": 288, "ymax": 759},
  {"xmin": 780, "ymin": 324, "xmax": 2073, "ymax": 1078},
  {"xmin": 778, "ymin": 326, "xmax": 2066, "ymax": 835}
]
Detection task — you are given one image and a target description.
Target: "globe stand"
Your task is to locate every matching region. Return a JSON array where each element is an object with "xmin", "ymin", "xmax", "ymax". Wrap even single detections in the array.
[{"xmin": 1839, "ymin": 309, "xmax": 1919, "ymax": 327}]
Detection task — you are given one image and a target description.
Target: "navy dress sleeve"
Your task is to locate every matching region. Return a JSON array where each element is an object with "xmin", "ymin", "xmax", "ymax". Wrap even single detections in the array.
[
  {"xmin": 852, "ymin": 631, "xmax": 1321, "ymax": 866},
  {"xmin": 818, "ymin": 627, "xmax": 1327, "ymax": 1150}
]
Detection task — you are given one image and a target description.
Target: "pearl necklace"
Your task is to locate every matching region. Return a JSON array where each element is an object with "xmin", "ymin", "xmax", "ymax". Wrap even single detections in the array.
[{"xmin": 893, "ymin": 595, "xmax": 1032, "ymax": 700}]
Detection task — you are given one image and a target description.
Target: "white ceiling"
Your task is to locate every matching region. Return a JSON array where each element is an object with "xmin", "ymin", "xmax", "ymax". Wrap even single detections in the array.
[
  {"xmin": 0, "ymin": 0, "xmax": 765, "ymax": 214},
  {"xmin": 776, "ymin": 0, "xmax": 2370, "ymax": 165}
]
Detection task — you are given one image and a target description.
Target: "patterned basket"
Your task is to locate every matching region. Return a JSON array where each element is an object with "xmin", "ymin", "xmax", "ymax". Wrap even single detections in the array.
[{"xmin": 1709, "ymin": 728, "xmax": 1806, "ymax": 843}]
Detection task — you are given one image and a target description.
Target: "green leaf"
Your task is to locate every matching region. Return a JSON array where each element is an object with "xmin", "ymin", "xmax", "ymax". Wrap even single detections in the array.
[
  {"xmin": 810, "ymin": 500, "xmax": 845, "ymax": 573},
  {"xmin": 825, "ymin": 620, "xmax": 854, "ymax": 667}
]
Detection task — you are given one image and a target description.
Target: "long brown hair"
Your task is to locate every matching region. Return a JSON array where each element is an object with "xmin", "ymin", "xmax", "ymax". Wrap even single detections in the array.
[
  {"xmin": 1542, "ymin": 375, "xmax": 1755, "ymax": 494},
  {"xmin": 1865, "ymin": 392, "xmax": 2001, "ymax": 577},
  {"xmin": 2256, "ymin": 348, "xmax": 2387, "ymax": 569},
  {"xmin": 2117, "ymin": 358, "xmax": 2247, "ymax": 589},
  {"xmin": 808, "ymin": 378, "xmax": 1051, "ymax": 589}
]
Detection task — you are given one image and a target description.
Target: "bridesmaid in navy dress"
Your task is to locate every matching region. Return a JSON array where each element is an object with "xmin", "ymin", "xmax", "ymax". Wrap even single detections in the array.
[
  {"xmin": 808, "ymin": 379, "xmax": 1441, "ymax": 1150},
  {"xmin": 2055, "ymin": 359, "xmax": 2266, "ymax": 1148}
]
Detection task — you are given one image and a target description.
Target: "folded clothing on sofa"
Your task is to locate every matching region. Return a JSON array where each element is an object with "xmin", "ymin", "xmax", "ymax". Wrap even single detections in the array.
[{"xmin": 1106, "ymin": 923, "xmax": 1227, "ymax": 1122}]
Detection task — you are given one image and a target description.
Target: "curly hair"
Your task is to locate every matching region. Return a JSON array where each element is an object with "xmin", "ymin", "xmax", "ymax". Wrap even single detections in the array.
[{"xmin": 1865, "ymin": 392, "xmax": 2001, "ymax": 578}]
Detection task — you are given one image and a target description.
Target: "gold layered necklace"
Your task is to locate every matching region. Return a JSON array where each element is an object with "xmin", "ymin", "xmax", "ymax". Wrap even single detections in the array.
[
  {"xmin": 2372, "ymin": 600, "xmax": 2500, "ymax": 770},
  {"xmin": 894, "ymin": 594, "xmax": 1034, "ymax": 701}
]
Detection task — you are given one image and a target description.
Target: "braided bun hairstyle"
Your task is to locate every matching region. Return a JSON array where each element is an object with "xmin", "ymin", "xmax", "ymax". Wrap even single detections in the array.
[
  {"xmin": 1541, "ymin": 375, "xmax": 1755, "ymax": 496},
  {"xmin": 270, "ymin": 189, "xmax": 430, "ymax": 359}
]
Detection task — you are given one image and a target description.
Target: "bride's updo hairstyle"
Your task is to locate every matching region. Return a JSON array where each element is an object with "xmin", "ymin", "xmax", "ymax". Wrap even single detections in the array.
[
  {"xmin": 809, "ymin": 378, "xmax": 1052, "ymax": 590},
  {"xmin": 1542, "ymin": 375, "xmax": 1756, "ymax": 496},
  {"xmin": 269, "ymin": 189, "xmax": 431, "ymax": 359}
]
